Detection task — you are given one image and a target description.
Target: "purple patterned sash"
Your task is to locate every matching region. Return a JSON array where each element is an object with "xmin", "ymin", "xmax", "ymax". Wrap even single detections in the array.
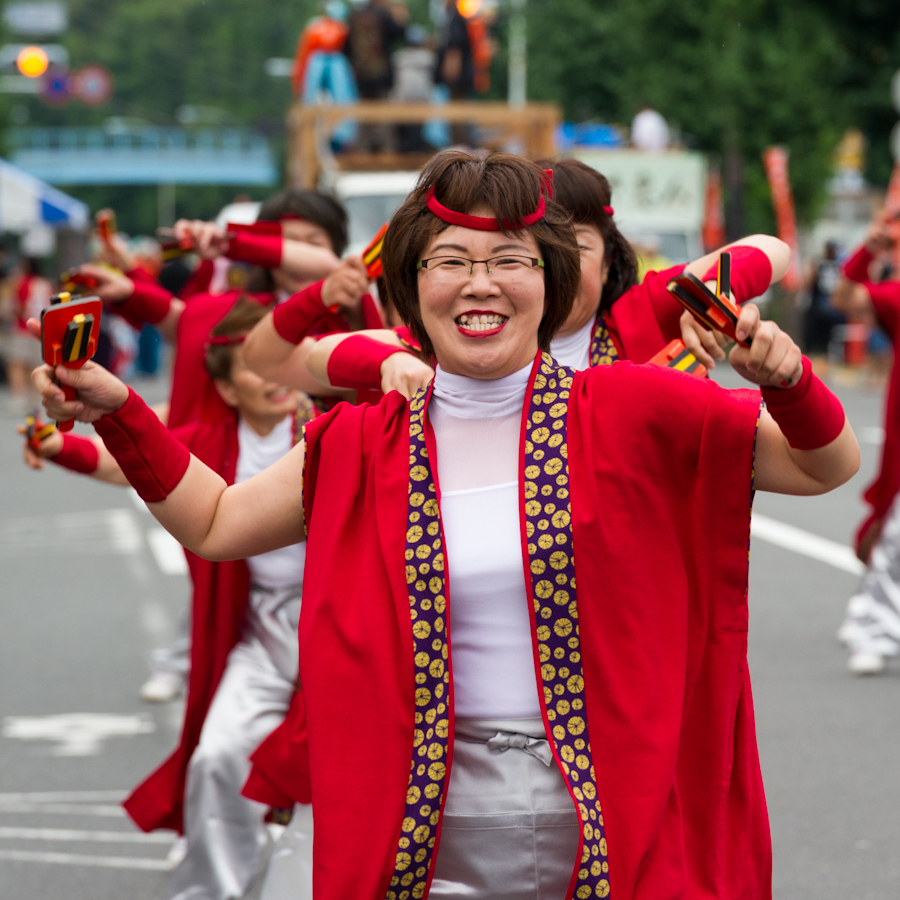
[
  {"xmin": 387, "ymin": 355, "xmax": 610, "ymax": 900},
  {"xmin": 589, "ymin": 315, "xmax": 618, "ymax": 367}
]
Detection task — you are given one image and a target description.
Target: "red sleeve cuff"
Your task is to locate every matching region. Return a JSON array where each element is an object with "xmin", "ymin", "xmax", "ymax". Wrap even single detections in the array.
[
  {"xmin": 271, "ymin": 281, "xmax": 332, "ymax": 344},
  {"xmin": 226, "ymin": 231, "xmax": 282, "ymax": 269},
  {"xmin": 114, "ymin": 280, "xmax": 174, "ymax": 329},
  {"xmin": 52, "ymin": 433, "xmax": 100, "ymax": 474},
  {"xmin": 701, "ymin": 245, "xmax": 772, "ymax": 303},
  {"xmin": 843, "ymin": 246, "xmax": 874, "ymax": 283},
  {"xmin": 94, "ymin": 388, "xmax": 190, "ymax": 502},
  {"xmin": 326, "ymin": 335, "xmax": 407, "ymax": 390}
]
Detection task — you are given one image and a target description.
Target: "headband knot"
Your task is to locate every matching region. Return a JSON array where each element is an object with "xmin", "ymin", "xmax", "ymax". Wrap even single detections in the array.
[
  {"xmin": 425, "ymin": 173, "xmax": 551, "ymax": 232},
  {"xmin": 603, "ymin": 206, "xmax": 615, "ymax": 216}
]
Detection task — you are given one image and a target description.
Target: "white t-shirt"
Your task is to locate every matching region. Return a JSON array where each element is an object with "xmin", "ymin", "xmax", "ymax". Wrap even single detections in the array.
[
  {"xmin": 550, "ymin": 314, "xmax": 595, "ymax": 370},
  {"xmin": 235, "ymin": 415, "xmax": 307, "ymax": 589},
  {"xmin": 431, "ymin": 362, "xmax": 542, "ymax": 719}
]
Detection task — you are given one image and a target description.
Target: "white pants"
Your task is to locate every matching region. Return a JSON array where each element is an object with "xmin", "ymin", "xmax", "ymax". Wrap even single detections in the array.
[
  {"xmin": 258, "ymin": 804, "xmax": 314, "ymax": 900},
  {"xmin": 841, "ymin": 495, "xmax": 900, "ymax": 657},
  {"xmin": 170, "ymin": 585, "xmax": 300, "ymax": 900}
]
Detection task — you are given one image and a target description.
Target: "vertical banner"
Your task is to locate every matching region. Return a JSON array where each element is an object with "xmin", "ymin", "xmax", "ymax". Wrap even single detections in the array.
[
  {"xmin": 884, "ymin": 162, "xmax": 900, "ymax": 278},
  {"xmin": 762, "ymin": 146, "xmax": 801, "ymax": 291},
  {"xmin": 701, "ymin": 166, "xmax": 726, "ymax": 252}
]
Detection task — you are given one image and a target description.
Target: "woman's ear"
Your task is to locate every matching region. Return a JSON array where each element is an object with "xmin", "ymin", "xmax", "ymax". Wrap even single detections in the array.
[{"xmin": 213, "ymin": 377, "xmax": 240, "ymax": 409}]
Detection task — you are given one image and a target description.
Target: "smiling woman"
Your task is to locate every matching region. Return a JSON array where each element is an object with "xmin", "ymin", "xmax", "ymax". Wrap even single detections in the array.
[{"xmin": 32, "ymin": 149, "xmax": 859, "ymax": 900}]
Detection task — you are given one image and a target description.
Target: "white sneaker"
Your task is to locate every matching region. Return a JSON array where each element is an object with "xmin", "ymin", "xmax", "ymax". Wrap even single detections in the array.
[
  {"xmin": 847, "ymin": 652, "xmax": 887, "ymax": 676},
  {"xmin": 140, "ymin": 670, "xmax": 185, "ymax": 702}
]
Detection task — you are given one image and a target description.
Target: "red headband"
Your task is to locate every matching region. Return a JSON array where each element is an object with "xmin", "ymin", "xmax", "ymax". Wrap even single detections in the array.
[
  {"xmin": 425, "ymin": 170, "xmax": 553, "ymax": 232},
  {"xmin": 604, "ymin": 206, "xmax": 615, "ymax": 216},
  {"xmin": 207, "ymin": 334, "xmax": 247, "ymax": 346}
]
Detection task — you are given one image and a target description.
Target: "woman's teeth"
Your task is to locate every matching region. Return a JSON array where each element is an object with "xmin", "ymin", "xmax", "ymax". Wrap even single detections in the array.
[{"xmin": 457, "ymin": 313, "xmax": 506, "ymax": 332}]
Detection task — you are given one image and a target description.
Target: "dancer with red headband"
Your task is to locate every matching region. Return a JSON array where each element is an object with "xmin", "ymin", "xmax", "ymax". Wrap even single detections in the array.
[
  {"xmin": 302, "ymin": 159, "xmax": 789, "ymax": 399},
  {"xmin": 35, "ymin": 150, "xmax": 858, "ymax": 900},
  {"xmin": 25, "ymin": 298, "xmax": 315, "ymax": 900},
  {"xmin": 829, "ymin": 213, "xmax": 900, "ymax": 674}
]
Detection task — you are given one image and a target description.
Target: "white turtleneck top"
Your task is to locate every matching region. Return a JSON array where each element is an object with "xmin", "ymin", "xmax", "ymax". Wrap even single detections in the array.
[
  {"xmin": 430, "ymin": 362, "xmax": 542, "ymax": 719},
  {"xmin": 549, "ymin": 314, "xmax": 595, "ymax": 370}
]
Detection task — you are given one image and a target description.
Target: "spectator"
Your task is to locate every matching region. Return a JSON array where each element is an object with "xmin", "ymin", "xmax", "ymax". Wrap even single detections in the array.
[
  {"xmin": 291, "ymin": 2, "xmax": 351, "ymax": 98},
  {"xmin": 4, "ymin": 256, "xmax": 52, "ymax": 412},
  {"xmin": 390, "ymin": 25, "xmax": 437, "ymax": 152},
  {"xmin": 344, "ymin": 0, "xmax": 407, "ymax": 151},
  {"xmin": 631, "ymin": 105, "xmax": 670, "ymax": 151},
  {"xmin": 802, "ymin": 240, "xmax": 845, "ymax": 358},
  {"xmin": 435, "ymin": 0, "xmax": 475, "ymax": 145}
]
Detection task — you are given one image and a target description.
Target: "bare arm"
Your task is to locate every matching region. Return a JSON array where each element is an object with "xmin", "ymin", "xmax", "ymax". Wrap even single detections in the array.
[{"xmin": 32, "ymin": 359, "xmax": 307, "ymax": 561}]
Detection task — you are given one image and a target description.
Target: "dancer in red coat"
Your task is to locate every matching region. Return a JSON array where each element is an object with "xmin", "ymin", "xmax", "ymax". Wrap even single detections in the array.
[{"xmin": 35, "ymin": 151, "xmax": 859, "ymax": 900}]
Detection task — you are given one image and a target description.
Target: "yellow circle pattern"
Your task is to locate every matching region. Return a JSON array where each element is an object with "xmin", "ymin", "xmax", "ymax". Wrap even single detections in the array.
[
  {"xmin": 386, "ymin": 389, "xmax": 451, "ymax": 900},
  {"xmin": 523, "ymin": 353, "xmax": 611, "ymax": 898},
  {"xmin": 589, "ymin": 316, "xmax": 619, "ymax": 368}
]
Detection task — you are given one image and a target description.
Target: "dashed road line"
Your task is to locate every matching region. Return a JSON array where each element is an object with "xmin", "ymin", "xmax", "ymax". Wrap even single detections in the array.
[
  {"xmin": 0, "ymin": 849, "xmax": 170, "ymax": 871},
  {"xmin": 751, "ymin": 513, "xmax": 864, "ymax": 576},
  {"xmin": 0, "ymin": 826, "xmax": 172, "ymax": 844}
]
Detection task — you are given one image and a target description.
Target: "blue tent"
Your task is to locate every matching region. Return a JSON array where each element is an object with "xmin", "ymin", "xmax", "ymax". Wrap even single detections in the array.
[{"xmin": 0, "ymin": 158, "xmax": 88, "ymax": 232}]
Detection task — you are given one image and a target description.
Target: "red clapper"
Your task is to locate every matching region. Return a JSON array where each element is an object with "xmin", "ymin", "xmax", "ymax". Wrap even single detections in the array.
[
  {"xmin": 40, "ymin": 292, "xmax": 102, "ymax": 433},
  {"xmin": 666, "ymin": 250, "xmax": 749, "ymax": 347},
  {"xmin": 647, "ymin": 339, "xmax": 708, "ymax": 378}
]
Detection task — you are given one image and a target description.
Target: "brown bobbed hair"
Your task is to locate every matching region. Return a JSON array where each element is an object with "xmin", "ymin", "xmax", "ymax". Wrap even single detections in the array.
[
  {"xmin": 541, "ymin": 158, "xmax": 638, "ymax": 315},
  {"xmin": 248, "ymin": 188, "xmax": 348, "ymax": 293},
  {"xmin": 205, "ymin": 295, "xmax": 270, "ymax": 382},
  {"xmin": 381, "ymin": 151, "xmax": 581, "ymax": 357}
]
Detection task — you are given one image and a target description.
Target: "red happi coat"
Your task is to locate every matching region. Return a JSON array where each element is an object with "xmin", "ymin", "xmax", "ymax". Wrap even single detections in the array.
[
  {"xmin": 299, "ymin": 354, "xmax": 768, "ymax": 899},
  {"xmin": 123, "ymin": 415, "xmax": 248, "ymax": 833}
]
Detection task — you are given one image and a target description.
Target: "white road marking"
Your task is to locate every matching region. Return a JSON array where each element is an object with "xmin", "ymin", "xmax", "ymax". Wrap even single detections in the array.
[
  {"xmin": 0, "ymin": 802, "xmax": 125, "ymax": 817},
  {"xmin": 0, "ymin": 509, "xmax": 142, "ymax": 556},
  {"xmin": 0, "ymin": 790, "xmax": 126, "ymax": 803},
  {"xmin": 2, "ymin": 713, "xmax": 155, "ymax": 757},
  {"xmin": 147, "ymin": 528, "xmax": 188, "ymax": 575},
  {"xmin": 860, "ymin": 426, "xmax": 885, "ymax": 445},
  {"xmin": 0, "ymin": 826, "xmax": 173, "ymax": 844},
  {"xmin": 0, "ymin": 848, "xmax": 170, "ymax": 871},
  {"xmin": 751, "ymin": 513, "xmax": 865, "ymax": 576}
]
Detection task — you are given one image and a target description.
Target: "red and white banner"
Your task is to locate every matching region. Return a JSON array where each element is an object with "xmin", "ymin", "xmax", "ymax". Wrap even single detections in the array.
[
  {"xmin": 762, "ymin": 146, "xmax": 801, "ymax": 291},
  {"xmin": 701, "ymin": 166, "xmax": 726, "ymax": 252}
]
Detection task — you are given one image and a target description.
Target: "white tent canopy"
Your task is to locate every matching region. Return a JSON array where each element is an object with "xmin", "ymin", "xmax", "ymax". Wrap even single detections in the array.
[{"xmin": 0, "ymin": 157, "xmax": 88, "ymax": 233}]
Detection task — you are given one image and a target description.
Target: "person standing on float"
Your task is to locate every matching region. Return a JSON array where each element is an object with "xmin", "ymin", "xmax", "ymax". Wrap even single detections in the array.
[{"xmin": 33, "ymin": 151, "xmax": 859, "ymax": 900}]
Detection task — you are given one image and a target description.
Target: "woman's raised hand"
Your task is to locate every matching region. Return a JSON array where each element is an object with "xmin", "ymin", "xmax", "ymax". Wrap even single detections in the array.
[
  {"xmin": 173, "ymin": 218, "xmax": 228, "ymax": 259},
  {"xmin": 728, "ymin": 303, "xmax": 803, "ymax": 389},
  {"xmin": 31, "ymin": 356, "xmax": 130, "ymax": 425},
  {"xmin": 679, "ymin": 308, "xmax": 728, "ymax": 369},
  {"xmin": 380, "ymin": 352, "xmax": 435, "ymax": 400}
]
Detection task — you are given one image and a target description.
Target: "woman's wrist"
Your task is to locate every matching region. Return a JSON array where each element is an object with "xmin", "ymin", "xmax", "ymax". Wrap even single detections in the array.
[
  {"xmin": 761, "ymin": 356, "xmax": 845, "ymax": 450},
  {"xmin": 94, "ymin": 387, "xmax": 190, "ymax": 501},
  {"xmin": 702, "ymin": 245, "xmax": 772, "ymax": 302},
  {"xmin": 113, "ymin": 279, "xmax": 172, "ymax": 328},
  {"xmin": 52, "ymin": 433, "xmax": 100, "ymax": 474},
  {"xmin": 271, "ymin": 280, "xmax": 333, "ymax": 344},
  {"xmin": 326, "ymin": 335, "xmax": 407, "ymax": 390},
  {"xmin": 226, "ymin": 231, "xmax": 282, "ymax": 269}
]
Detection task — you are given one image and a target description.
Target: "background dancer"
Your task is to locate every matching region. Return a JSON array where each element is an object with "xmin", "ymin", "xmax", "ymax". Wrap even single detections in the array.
[
  {"xmin": 25, "ymin": 299, "xmax": 314, "ymax": 900},
  {"xmin": 32, "ymin": 151, "xmax": 859, "ymax": 900}
]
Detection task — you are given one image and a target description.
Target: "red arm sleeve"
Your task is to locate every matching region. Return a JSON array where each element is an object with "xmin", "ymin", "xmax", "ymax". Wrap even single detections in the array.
[
  {"xmin": 843, "ymin": 246, "xmax": 874, "ymax": 284},
  {"xmin": 867, "ymin": 282, "xmax": 900, "ymax": 338}
]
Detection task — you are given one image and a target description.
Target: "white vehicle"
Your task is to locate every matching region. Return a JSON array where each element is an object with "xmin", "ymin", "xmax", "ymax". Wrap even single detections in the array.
[{"xmin": 331, "ymin": 171, "xmax": 421, "ymax": 257}]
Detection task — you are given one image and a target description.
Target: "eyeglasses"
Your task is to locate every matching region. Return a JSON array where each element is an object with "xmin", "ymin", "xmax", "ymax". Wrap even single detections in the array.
[{"xmin": 416, "ymin": 255, "xmax": 545, "ymax": 283}]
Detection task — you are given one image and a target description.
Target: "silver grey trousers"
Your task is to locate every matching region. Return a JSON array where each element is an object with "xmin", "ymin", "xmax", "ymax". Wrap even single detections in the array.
[
  {"xmin": 258, "ymin": 803, "xmax": 314, "ymax": 900},
  {"xmin": 842, "ymin": 494, "xmax": 900, "ymax": 656},
  {"xmin": 169, "ymin": 585, "xmax": 301, "ymax": 900},
  {"xmin": 430, "ymin": 716, "xmax": 580, "ymax": 900}
]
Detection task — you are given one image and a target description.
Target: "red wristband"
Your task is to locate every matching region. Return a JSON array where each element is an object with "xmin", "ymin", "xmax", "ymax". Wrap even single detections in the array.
[
  {"xmin": 226, "ymin": 231, "xmax": 282, "ymax": 269},
  {"xmin": 843, "ymin": 246, "xmax": 874, "ymax": 284},
  {"xmin": 761, "ymin": 356, "xmax": 845, "ymax": 450},
  {"xmin": 115, "ymin": 279, "xmax": 174, "ymax": 329},
  {"xmin": 702, "ymin": 245, "xmax": 772, "ymax": 303},
  {"xmin": 271, "ymin": 280, "xmax": 333, "ymax": 344},
  {"xmin": 52, "ymin": 433, "xmax": 100, "ymax": 474},
  {"xmin": 326, "ymin": 335, "xmax": 407, "ymax": 390},
  {"xmin": 94, "ymin": 388, "xmax": 191, "ymax": 502}
]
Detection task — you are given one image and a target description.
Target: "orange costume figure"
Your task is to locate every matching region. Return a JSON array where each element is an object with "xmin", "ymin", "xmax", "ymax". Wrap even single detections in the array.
[{"xmin": 291, "ymin": 8, "xmax": 349, "ymax": 96}]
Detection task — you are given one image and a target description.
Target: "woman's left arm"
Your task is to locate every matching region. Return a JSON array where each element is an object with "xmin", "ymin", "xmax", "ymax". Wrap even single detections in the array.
[{"xmin": 730, "ymin": 304, "xmax": 860, "ymax": 495}]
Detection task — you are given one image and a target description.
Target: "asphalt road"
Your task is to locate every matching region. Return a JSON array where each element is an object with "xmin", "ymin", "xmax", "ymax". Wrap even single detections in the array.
[{"xmin": 0, "ymin": 367, "xmax": 898, "ymax": 899}]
